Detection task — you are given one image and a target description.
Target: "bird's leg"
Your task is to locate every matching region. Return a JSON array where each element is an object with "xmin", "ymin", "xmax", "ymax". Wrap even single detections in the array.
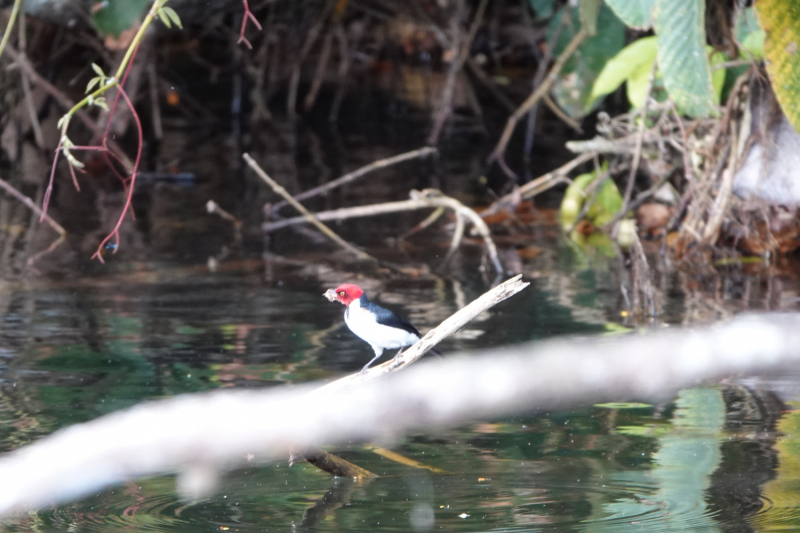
[
  {"xmin": 392, "ymin": 347, "xmax": 404, "ymax": 361},
  {"xmin": 360, "ymin": 349, "xmax": 383, "ymax": 376}
]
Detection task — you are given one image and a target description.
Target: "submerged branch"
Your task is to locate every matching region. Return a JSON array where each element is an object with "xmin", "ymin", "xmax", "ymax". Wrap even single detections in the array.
[{"xmin": 0, "ymin": 311, "xmax": 799, "ymax": 516}]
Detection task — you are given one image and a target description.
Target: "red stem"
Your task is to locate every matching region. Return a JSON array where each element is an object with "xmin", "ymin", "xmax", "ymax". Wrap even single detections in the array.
[
  {"xmin": 92, "ymin": 84, "xmax": 143, "ymax": 263},
  {"xmin": 238, "ymin": 0, "xmax": 262, "ymax": 49},
  {"xmin": 41, "ymin": 143, "xmax": 61, "ymax": 221}
]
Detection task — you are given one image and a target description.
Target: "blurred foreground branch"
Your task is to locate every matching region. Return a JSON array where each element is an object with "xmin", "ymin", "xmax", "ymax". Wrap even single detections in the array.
[{"xmin": 1, "ymin": 312, "xmax": 800, "ymax": 516}]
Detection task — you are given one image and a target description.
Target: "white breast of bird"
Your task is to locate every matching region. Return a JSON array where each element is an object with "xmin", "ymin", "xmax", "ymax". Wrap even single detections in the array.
[{"xmin": 345, "ymin": 299, "xmax": 420, "ymax": 353}]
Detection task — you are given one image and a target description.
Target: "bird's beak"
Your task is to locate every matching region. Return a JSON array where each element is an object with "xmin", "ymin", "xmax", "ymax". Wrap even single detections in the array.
[{"xmin": 323, "ymin": 288, "xmax": 338, "ymax": 302}]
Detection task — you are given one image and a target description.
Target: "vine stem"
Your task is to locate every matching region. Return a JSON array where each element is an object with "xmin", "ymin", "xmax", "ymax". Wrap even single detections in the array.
[
  {"xmin": 0, "ymin": 0, "xmax": 22, "ymax": 60},
  {"xmin": 41, "ymin": 0, "xmax": 170, "ymax": 261},
  {"xmin": 91, "ymin": 85, "xmax": 143, "ymax": 263},
  {"xmin": 238, "ymin": 0, "xmax": 262, "ymax": 49}
]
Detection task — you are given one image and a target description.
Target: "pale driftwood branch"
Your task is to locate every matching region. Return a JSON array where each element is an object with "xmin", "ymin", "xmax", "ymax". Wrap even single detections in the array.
[
  {"xmin": 316, "ymin": 275, "xmax": 529, "ymax": 393},
  {"xmin": 1, "ymin": 312, "xmax": 800, "ymax": 516},
  {"xmin": 244, "ymin": 153, "xmax": 377, "ymax": 263},
  {"xmin": 263, "ymin": 189, "xmax": 504, "ymax": 274},
  {"xmin": 266, "ymin": 146, "xmax": 438, "ymax": 215}
]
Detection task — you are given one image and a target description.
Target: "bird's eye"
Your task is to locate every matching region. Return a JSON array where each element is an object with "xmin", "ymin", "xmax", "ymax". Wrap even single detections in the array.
[{"xmin": 339, "ymin": 291, "xmax": 345, "ymax": 296}]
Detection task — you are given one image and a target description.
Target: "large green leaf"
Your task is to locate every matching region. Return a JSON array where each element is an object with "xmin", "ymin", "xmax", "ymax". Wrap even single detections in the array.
[
  {"xmin": 589, "ymin": 36, "xmax": 658, "ymax": 108},
  {"xmin": 92, "ymin": 0, "xmax": 151, "ymax": 37},
  {"xmin": 605, "ymin": 0, "xmax": 656, "ymax": 29},
  {"xmin": 548, "ymin": 4, "xmax": 626, "ymax": 117},
  {"xmin": 654, "ymin": 0, "xmax": 718, "ymax": 118},
  {"xmin": 756, "ymin": 0, "xmax": 800, "ymax": 133}
]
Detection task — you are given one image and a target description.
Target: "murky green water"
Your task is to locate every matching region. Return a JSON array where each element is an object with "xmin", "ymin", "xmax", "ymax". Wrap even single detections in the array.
[
  {"xmin": 1, "ymin": 113, "xmax": 800, "ymax": 531},
  {"xmin": 0, "ymin": 250, "xmax": 798, "ymax": 532}
]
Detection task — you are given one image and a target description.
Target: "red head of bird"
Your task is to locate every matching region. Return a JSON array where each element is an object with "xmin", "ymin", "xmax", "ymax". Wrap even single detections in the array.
[{"xmin": 324, "ymin": 284, "xmax": 364, "ymax": 306}]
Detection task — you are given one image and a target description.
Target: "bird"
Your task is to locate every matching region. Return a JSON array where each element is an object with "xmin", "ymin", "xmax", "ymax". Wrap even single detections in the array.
[{"xmin": 324, "ymin": 283, "xmax": 440, "ymax": 375}]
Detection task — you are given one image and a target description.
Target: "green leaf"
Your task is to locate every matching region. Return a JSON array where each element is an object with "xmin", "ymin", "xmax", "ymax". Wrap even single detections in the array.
[
  {"xmin": 558, "ymin": 163, "xmax": 622, "ymax": 229},
  {"xmin": 709, "ymin": 48, "xmax": 726, "ymax": 104},
  {"xmin": 91, "ymin": 63, "xmax": 104, "ymax": 77},
  {"xmin": 589, "ymin": 36, "xmax": 658, "ymax": 108},
  {"xmin": 94, "ymin": 97, "xmax": 109, "ymax": 111},
  {"xmin": 157, "ymin": 9, "xmax": 171, "ymax": 28},
  {"xmin": 625, "ymin": 56, "xmax": 657, "ymax": 108},
  {"xmin": 654, "ymin": 0, "xmax": 718, "ymax": 118},
  {"xmin": 605, "ymin": 0, "xmax": 656, "ymax": 30},
  {"xmin": 740, "ymin": 30, "xmax": 765, "ymax": 59},
  {"xmin": 86, "ymin": 77, "xmax": 101, "ymax": 94},
  {"xmin": 587, "ymin": 176, "xmax": 623, "ymax": 227},
  {"xmin": 161, "ymin": 6, "xmax": 182, "ymax": 29},
  {"xmin": 91, "ymin": 0, "xmax": 150, "ymax": 38},
  {"xmin": 756, "ymin": 0, "xmax": 800, "ymax": 133},
  {"xmin": 548, "ymin": 4, "xmax": 626, "ymax": 117}
]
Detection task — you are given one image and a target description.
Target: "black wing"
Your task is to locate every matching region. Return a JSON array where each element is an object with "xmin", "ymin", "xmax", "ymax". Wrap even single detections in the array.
[{"xmin": 363, "ymin": 299, "xmax": 422, "ymax": 337}]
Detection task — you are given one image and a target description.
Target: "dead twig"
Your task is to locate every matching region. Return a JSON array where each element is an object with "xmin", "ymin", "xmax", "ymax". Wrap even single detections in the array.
[
  {"xmin": 266, "ymin": 146, "xmax": 438, "ymax": 215},
  {"xmin": 428, "ymin": 0, "xmax": 489, "ymax": 144},
  {"xmin": 629, "ymin": 231, "xmax": 656, "ymax": 319},
  {"xmin": 287, "ymin": 1, "xmax": 335, "ymax": 116},
  {"xmin": 489, "ymin": 28, "xmax": 589, "ymax": 172},
  {"xmin": 701, "ymin": 146, "xmax": 737, "ymax": 244},
  {"xmin": 206, "ymin": 200, "xmax": 242, "ymax": 242},
  {"xmin": 0, "ymin": 175, "xmax": 65, "ymax": 238},
  {"xmin": 543, "ymin": 94, "xmax": 582, "ymax": 133},
  {"xmin": 609, "ymin": 61, "xmax": 657, "ymax": 235},
  {"xmin": 328, "ymin": 23, "xmax": 350, "ymax": 122},
  {"xmin": 16, "ymin": 10, "xmax": 44, "ymax": 149},
  {"xmin": 244, "ymin": 152, "xmax": 377, "ymax": 263},
  {"xmin": 304, "ymin": 30, "xmax": 334, "ymax": 111}
]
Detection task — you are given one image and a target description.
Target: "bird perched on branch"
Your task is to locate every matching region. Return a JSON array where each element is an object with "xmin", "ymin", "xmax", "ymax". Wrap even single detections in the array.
[{"xmin": 324, "ymin": 283, "xmax": 440, "ymax": 375}]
